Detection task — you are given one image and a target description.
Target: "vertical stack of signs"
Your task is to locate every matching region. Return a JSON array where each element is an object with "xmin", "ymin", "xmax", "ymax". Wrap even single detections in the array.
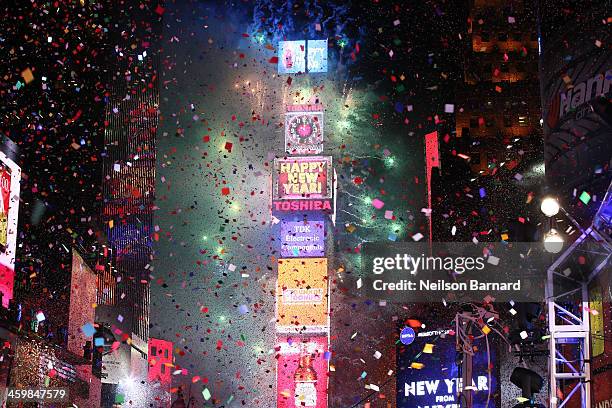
[{"xmin": 273, "ymin": 100, "xmax": 333, "ymax": 408}]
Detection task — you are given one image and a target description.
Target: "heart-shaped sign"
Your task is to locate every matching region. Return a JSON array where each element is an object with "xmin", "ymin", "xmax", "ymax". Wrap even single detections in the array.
[{"xmin": 296, "ymin": 123, "xmax": 312, "ymax": 138}]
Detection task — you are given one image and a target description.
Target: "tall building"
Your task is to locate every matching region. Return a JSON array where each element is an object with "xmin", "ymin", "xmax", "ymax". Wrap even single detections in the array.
[
  {"xmin": 101, "ymin": 82, "xmax": 158, "ymax": 341},
  {"xmin": 539, "ymin": 1, "xmax": 612, "ymax": 407},
  {"xmin": 457, "ymin": 0, "xmax": 542, "ymax": 175}
]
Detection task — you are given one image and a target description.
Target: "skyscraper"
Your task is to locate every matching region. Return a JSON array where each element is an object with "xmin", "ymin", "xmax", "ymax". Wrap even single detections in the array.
[{"xmin": 457, "ymin": 0, "xmax": 542, "ymax": 176}]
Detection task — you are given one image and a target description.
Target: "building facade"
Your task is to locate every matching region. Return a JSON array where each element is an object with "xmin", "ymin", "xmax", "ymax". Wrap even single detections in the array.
[{"xmin": 457, "ymin": 0, "xmax": 542, "ymax": 175}]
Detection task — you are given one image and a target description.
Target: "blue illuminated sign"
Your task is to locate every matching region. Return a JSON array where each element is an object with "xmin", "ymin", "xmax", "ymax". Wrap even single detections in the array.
[
  {"xmin": 400, "ymin": 327, "xmax": 416, "ymax": 345},
  {"xmin": 397, "ymin": 328, "xmax": 499, "ymax": 407}
]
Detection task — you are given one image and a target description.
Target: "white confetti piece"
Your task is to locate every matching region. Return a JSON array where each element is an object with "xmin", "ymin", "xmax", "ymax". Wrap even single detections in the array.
[
  {"xmin": 412, "ymin": 233, "xmax": 424, "ymax": 241},
  {"xmin": 357, "ymin": 278, "xmax": 362, "ymax": 289},
  {"xmin": 487, "ymin": 256, "xmax": 500, "ymax": 266},
  {"xmin": 374, "ymin": 351, "xmax": 382, "ymax": 359}
]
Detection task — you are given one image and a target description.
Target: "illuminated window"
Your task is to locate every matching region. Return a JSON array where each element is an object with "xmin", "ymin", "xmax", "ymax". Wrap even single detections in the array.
[{"xmin": 518, "ymin": 115, "xmax": 529, "ymax": 126}]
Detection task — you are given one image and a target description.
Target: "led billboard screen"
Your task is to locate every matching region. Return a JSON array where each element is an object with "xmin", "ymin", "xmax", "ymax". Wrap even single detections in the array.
[
  {"xmin": 277, "ymin": 258, "xmax": 328, "ymax": 333},
  {"xmin": 306, "ymin": 40, "xmax": 328, "ymax": 73},
  {"xmin": 278, "ymin": 41, "xmax": 306, "ymax": 74},
  {"xmin": 277, "ymin": 335, "xmax": 328, "ymax": 408},
  {"xmin": 397, "ymin": 328, "xmax": 499, "ymax": 407},
  {"xmin": 280, "ymin": 220, "xmax": 325, "ymax": 258},
  {"xmin": 285, "ymin": 107, "xmax": 324, "ymax": 155},
  {"xmin": 0, "ymin": 150, "xmax": 20, "ymax": 308}
]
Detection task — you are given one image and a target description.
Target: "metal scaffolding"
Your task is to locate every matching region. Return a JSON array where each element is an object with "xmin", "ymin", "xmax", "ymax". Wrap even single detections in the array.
[{"xmin": 546, "ymin": 183, "xmax": 612, "ymax": 408}]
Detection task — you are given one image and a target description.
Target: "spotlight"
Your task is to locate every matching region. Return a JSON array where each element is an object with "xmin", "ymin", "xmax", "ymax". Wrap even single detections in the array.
[
  {"xmin": 544, "ymin": 229, "xmax": 564, "ymax": 254},
  {"xmin": 510, "ymin": 367, "xmax": 545, "ymax": 408},
  {"xmin": 540, "ymin": 197, "xmax": 560, "ymax": 217}
]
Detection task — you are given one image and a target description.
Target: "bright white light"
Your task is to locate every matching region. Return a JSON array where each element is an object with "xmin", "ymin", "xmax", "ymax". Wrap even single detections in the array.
[
  {"xmin": 541, "ymin": 196, "xmax": 560, "ymax": 217},
  {"xmin": 122, "ymin": 376, "xmax": 136, "ymax": 389},
  {"xmin": 544, "ymin": 229, "xmax": 564, "ymax": 253}
]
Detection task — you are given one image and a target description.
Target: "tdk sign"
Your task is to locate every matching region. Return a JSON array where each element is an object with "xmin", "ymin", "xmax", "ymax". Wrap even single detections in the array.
[{"xmin": 400, "ymin": 327, "xmax": 416, "ymax": 345}]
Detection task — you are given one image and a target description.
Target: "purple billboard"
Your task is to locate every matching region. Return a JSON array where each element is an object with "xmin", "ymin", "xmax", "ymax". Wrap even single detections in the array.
[{"xmin": 280, "ymin": 220, "xmax": 325, "ymax": 258}]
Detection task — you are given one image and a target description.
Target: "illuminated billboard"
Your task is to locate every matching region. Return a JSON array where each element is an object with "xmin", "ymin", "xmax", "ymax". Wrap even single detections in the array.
[
  {"xmin": 273, "ymin": 157, "xmax": 333, "ymax": 213},
  {"xmin": 397, "ymin": 328, "xmax": 499, "ymax": 407},
  {"xmin": 285, "ymin": 105, "xmax": 324, "ymax": 155},
  {"xmin": 277, "ymin": 258, "xmax": 328, "ymax": 333},
  {"xmin": 306, "ymin": 40, "xmax": 328, "ymax": 73},
  {"xmin": 0, "ymin": 149, "xmax": 20, "ymax": 308},
  {"xmin": 281, "ymin": 220, "xmax": 325, "ymax": 258},
  {"xmin": 67, "ymin": 249, "xmax": 98, "ymax": 356},
  {"xmin": 278, "ymin": 40, "xmax": 328, "ymax": 74},
  {"xmin": 278, "ymin": 41, "xmax": 306, "ymax": 74},
  {"xmin": 276, "ymin": 336, "xmax": 328, "ymax": 408}
]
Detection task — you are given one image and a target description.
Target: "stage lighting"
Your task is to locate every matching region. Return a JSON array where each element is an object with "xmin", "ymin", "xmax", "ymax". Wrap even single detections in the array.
[
  {"xmin": 544, "ymin": 228, "xmax": 564, "ymax": 253},
  {"xmin": 510, "ymin": 367, "xmax": 545, "ymax": 408},
  {"xmin": 540, "ymin": 196, "xmax": 560, "ymax": 217}
]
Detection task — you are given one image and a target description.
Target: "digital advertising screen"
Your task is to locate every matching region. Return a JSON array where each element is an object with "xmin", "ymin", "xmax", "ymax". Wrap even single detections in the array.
[
  {"xmin": 272, "ymin": 157, "xmax": 333, "ymax": 213},
  {"xmin": 306, "ymin": 39, "xmax": 328, "ymax": 73},
  {"xmin": 278, "ymin": 40, "xmax": 306, "ymax": 74},
  {"xmin": 276, "ymin": 258, "xmax": 328, "ymax": 333},
  {"xmin": 67, "ymin": 249, "xmax": 98, "ymax": 356},
  {"xmin": 276, "ymin": 335, "xmax": 328, "ymax": 408},
  {"xmin": 285, "ymin": 109, "xmax": 324, "ymax": 155},
  {"xmin": 397, "ymin": 327, "xmax": 499, "ymax": 408},
  {"xmin": 0, "ymin": 150, "xmax": 20, "ymax": 308},
  {"xmin": 280, "ymin": 220, "xmax": 325, "ymax": 258}
]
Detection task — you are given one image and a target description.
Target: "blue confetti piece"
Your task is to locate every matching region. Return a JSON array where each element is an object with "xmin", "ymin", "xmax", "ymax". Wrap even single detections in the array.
[
  {"xmin": 82, "ymin": 323, "xmax": 95, "ymax": 337},
  {"xmin": 395, "ymin": 101, "xmax": 404, "ymax": 113},
  {"xmin": 388, "ymin": 232, "xmax": 397, "ymax": 241},
  {"xmin": 94, "ymin": 337, "xmax": 105, "ymax": 347},
  {"xmin": 324, "ymin": 351, "xmax": 331, "ymax": 360},
  {"xmin": 238, "ymin": 304, "xmax": 249, "ymax": 314},
  {"xmin": 479, "ymin": 187, "xmax": 486, "ymax": 198}
]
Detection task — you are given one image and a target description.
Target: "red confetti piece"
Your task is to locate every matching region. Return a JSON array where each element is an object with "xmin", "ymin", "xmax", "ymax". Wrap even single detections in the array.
[
  {"xmin": 268, "ymin": 56, "xmax": 279, "ymax": 64},
  {"xmin": 221, "ymin": 187, "xmax": 230, "ymax": 196}
]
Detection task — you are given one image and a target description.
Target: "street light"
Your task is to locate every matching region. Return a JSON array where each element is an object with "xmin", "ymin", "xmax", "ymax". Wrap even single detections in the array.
[
  {"xmin": 544, "ymin": 229, "xmax": 564, "ymax": 254},
  {"xmin": 540, "ymin": 197, "xmax": 560, "ymax": 218}
]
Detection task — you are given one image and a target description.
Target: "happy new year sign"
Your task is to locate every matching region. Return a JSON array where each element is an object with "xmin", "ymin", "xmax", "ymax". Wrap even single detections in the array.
[{"xmin": 273, "ymin": 157, "xmax": 332, "ymax": 201}]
